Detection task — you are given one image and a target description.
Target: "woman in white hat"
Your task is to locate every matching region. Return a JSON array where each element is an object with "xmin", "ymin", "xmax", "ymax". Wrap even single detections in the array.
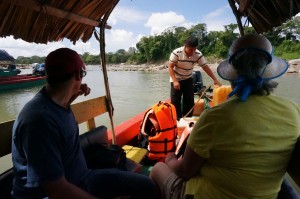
[{"xmin": 150, "ymin": 34, "xmax": 300, "ymax": 199}]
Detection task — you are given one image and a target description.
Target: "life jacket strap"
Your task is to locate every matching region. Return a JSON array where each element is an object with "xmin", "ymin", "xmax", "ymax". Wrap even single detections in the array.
[
  {"xmin": 148, "ymin": 149, "xmax": 175, "ymax": 154},
  {"xmin": 148, "ymin": 137, "xmax": 176, "ymax": 143},
  {"xmin": 155, "ymin": 125, "xmax": 177, "ymax": 133},
  {"xmin": 149, "ymin": 138, "xmax": 176, "ymax": 155}
]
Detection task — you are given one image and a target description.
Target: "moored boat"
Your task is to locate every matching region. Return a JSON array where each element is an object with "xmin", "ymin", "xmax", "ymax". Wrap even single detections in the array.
[
  {"xmin": 0, "ymin": 65, "xmax": 21, "ymax": 77},
  {"xmin": 0, "ymin": 74, "xmax": 46, "ymax": 92},
  {"xmin": 0, "ymin": 50, "xmax": 46, "ymax": 92},
  {"xmin": 0, "ymin": 0, "xmax": 299, "ymax": 198}
]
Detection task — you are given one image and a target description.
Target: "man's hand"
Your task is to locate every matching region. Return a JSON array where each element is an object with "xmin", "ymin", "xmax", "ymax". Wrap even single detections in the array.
[
  {"xmin": 214, "ymin": 79, "xmax": 222, "ymax": 87},
  {"xmin": 78, "ymin": 83, "xmax": 91, "ymax": 96},
  {"xmin": 69, "ymin": 84, "xmax": 91, "ymax": 105},
  {"xmin": 165, "ymin": 152, "xmax": 177, "ymax": 165},
  {"xmin": 173, "ymin": 81, "xmax": 180, "ymax": 90}
]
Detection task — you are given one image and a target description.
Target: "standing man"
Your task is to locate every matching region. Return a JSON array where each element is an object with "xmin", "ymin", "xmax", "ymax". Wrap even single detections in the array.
[
  {"xmin": 169, "ymin": 36, "xmax": 222, "ymax": 119},
  {"xmin": 11, "ymin": 48, "xmax": 155, "ymax": 199}
]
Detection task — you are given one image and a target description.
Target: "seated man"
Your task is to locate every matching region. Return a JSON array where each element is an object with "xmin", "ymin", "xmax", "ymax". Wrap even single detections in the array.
[{"xmin": 12, "ymin": 48, "xmax": 155, "ymax": 199}]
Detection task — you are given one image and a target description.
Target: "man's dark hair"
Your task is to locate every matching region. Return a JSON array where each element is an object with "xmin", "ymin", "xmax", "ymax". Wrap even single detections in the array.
[{"xmin": 184, "ymin": 36, "xmax": 198, "ymax": 47}]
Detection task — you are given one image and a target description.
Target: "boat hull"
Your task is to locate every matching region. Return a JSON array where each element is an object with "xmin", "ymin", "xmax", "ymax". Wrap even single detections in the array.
[{"xmin": 0, "ymin": 75, "xmax": 46, "ymax": 92}]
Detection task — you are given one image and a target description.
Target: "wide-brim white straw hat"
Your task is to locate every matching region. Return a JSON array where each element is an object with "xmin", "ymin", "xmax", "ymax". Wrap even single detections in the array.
[{"xmin": 217, "ymin": 34, "xmax": 288, "ymax": 81}]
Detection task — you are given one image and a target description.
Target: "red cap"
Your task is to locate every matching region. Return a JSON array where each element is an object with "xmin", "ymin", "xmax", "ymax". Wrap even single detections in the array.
[{"xmin": 45, "ymin": 48, "xmax": 85, "ymax": 76}]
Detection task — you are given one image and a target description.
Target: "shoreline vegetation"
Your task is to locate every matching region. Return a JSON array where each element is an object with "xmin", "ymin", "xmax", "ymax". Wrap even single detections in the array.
[
  {"xmin": 16, "ymin": 58, "xmax": 300, "ymax": 73},
  {"xmin": 105, "ymin": 59, "xmax": 300, "ymax": 73}
]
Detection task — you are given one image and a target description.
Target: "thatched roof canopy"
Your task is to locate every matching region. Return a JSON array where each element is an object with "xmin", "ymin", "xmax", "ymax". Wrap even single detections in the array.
[
  {"xmin": 0, "ymin": 0, "xmax": 119, "ymax": 44},
  {"xmin": 0, "ymin": 49, "xmax": 14, "ymax": 61},
  {"xmin": 231, "ymin": 0, "xmax": 300, "ymax": 34},
  {"xmin": 0, "ymin": 49, "xmax": 15, "ymax": 65}
]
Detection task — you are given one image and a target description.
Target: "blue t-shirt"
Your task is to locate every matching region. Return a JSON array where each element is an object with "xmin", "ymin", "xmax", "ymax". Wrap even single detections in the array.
[{"xmin": 12, "ymin": 87, "xmax": 91, "ymax": 198}]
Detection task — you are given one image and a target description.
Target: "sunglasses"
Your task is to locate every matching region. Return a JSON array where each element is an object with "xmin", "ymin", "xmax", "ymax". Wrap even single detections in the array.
[{"xmin": 80, "ymin": 69, "xmax": 87, "ymax": 78}]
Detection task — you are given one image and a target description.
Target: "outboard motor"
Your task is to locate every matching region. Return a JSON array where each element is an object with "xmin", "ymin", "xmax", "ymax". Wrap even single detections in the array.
[{"xmin": 192, "ymin": 71, "xmax": 203, "ymax": 93}]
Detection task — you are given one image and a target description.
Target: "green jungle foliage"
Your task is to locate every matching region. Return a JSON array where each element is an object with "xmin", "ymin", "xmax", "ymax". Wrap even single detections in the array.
[{"xmin": 15, "ymin": 17, "xmax": 300, "ymax": 65}]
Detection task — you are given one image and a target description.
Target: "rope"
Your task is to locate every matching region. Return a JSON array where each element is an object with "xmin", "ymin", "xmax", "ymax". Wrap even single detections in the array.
[{"xmin": 183, "ymin": 84, "xmax": 214, "ymax": 119}]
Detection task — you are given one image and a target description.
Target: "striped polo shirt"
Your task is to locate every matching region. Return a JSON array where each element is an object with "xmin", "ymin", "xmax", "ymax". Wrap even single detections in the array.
[{"xmin": 169, "ymin": 46, "xmax": 206, "ymax": 81}]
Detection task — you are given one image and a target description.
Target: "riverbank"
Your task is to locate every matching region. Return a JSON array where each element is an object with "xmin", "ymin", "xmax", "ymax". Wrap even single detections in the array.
[
  {"xmin": 106, "ymin": 59, "xmax": 300, "ymax": 73},
  {"xmin": 287, "ymin": 59, "xmax": 300, "ymax": 73},
  {"xmin": 16, "ymin": 58, "xmax": 300, "ymax": 73}
]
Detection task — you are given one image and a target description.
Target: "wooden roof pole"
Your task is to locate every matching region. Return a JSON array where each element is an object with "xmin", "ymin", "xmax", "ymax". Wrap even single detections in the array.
[
  {"xmin": 9, "ymin": 0, "xmax": 110, "ymax": 28},
  {"xmin": 228, "ymin": 0, "xmax": 245, "ymax": 36},
  {"xmin": 98, "ymin": 0, "xmax": 119, "ymax": 144}
]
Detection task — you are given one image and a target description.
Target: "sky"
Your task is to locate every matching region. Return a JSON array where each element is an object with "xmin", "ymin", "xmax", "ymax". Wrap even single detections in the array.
[{"xmin": 0, "ymin": 0, "xmax": 267, "ymax": 58}]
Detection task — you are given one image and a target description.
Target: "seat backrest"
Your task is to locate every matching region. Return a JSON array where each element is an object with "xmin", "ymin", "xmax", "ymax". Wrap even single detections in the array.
[
  {"xmin": 80, "ymin": 125, "xmax": 108, "ymax": 153},
  {"xmin": 71, "ymin": 96, "xmax": 108, "ymax": 131}
]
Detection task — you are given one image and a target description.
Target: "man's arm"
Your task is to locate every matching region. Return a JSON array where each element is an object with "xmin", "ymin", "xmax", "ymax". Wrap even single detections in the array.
[
  {"xmin": 43, "ymin": 176, "xmax": 99, "ymax": 199},
  {"xmin": 168, "ymin": 62, "xmax": 180, "ymax": 90},
  {"xmin": 68, "ymin": 83, "xmax": 91, "ymax": 104},
  {"xmin": 201, "ymin": 64, "xmax": 222, "ymax": 86},
  {"xmin": 165, "ymin": 145, "xmax": 205, "ymax": 180}
]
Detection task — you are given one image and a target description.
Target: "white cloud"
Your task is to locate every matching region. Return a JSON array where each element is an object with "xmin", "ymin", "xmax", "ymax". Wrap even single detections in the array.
[
  {"xmin": 0, "ymin": 36, "xmax": 65, "ymax": 58},
  {"xmin": 69, "ymin": 40, "xmax": 100, "ymax": 55},
  {"xmin": 109, "ymin": 6, "xmax": 148, "ymax": 26},
  {"xmin": 0, "ymin": 36, "xmax": 102, "ymax": 58},
  {"xmin": 145, "ymin": 11, "xmax": 189, "ymax": 35},
  {"xmin": 202, "ymin": 5, "xmax": 235, "ymax": 32},
  {"xmin": 105, "ymin": 29, "xmax": 139, "ymax": 52}
]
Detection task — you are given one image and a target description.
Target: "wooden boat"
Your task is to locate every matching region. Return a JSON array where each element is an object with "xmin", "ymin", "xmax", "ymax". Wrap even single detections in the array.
[
  {"xmin": 0, "ymin": 74, "xmax": 46, "ymax": 92},
  {"xmin": 0, "ymin": 0, "xmax": 299, "ymax": 198},
  {"xmin": 0, "ymin": 67, "xmax": 20, "ymax": 77},
  {"xmin": 0, "ymin": 50, "xmax": 46, "ymax": 92}
]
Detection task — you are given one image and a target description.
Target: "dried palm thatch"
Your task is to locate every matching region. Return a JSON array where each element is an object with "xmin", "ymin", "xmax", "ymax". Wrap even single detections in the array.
[
  {"xmin": 230, "ymin": 0, "xmax": 300, "ymax": 35},
  {"xmin": 0, "ymin": 0, "xmax": 119, "ymax": 44}
]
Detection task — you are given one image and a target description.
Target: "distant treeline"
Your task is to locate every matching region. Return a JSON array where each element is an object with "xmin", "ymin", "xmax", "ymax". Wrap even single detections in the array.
[{"xmin": 16, "ymin": 17, "xmax": 300, "ymax": 65}]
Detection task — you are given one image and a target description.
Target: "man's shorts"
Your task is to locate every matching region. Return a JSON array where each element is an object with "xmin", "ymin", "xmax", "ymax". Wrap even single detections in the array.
[{"xmin": 161, "ymin": 172, "xmax": 188, "ymax": 199}]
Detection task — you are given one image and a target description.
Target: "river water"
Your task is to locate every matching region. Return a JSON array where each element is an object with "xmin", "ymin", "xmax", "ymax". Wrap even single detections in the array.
[
  {"xmin": 1, "ymin": 65, "xmax": 300, "ymax": 126},
  {"xmin": 1, "ymin": 65, "xmax": 300, "ymax": 173},
  {"xmin": 0, "ymin": 66, "xmax": 171, "ymax": 127},
  {"xmin": 1, "ymin": 65, "xmax": 300, "ymax": 189}
]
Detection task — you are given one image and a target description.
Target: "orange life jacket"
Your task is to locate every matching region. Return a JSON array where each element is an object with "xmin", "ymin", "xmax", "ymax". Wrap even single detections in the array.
[{"xmin": 140, "ymin": 101, "xmax": 177, "ymax": 160}]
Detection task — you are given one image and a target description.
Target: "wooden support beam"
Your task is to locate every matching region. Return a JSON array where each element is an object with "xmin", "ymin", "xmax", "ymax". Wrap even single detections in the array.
[
  {"xmin": 228, "ymin": 0, "xmax": 245, "ymax": 36},
  {"xmin": 10, "ymin": 0, "xmax": 111, "ymax": 29}
]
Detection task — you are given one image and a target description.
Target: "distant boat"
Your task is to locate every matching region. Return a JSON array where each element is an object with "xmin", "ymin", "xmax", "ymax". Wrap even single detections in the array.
[
  {"xmin": 0, "ymin": 74, "xmax": 46, "ymax": 92},
  {"xmin": 0, "ymin": 50, "xmax": 46, "ymax": 92},
  {"xmin": 0, "ymin": 64, "xmax": 21, "ymax": 77}
]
